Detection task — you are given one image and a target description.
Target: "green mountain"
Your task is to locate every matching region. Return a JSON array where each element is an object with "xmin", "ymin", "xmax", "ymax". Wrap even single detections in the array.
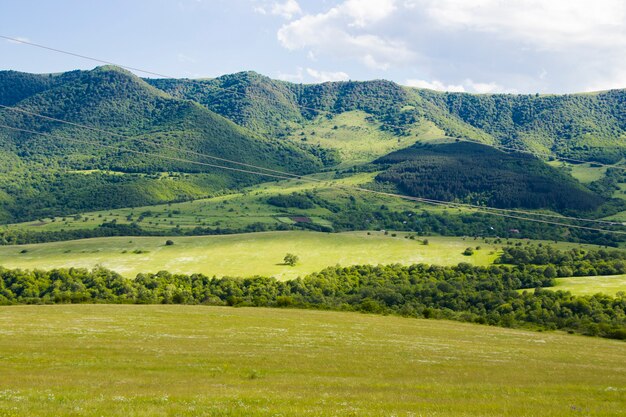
[
  {"xmin": 0, "ymin": 66, "xmax": 322, "ymax": 222},
  {"xmin": 150, "ymin": 73, "xmax": 626, "ymax": 164},
  {"xmin": 0, "ymin": 66, "xmax": 624, "ymax": 225}
]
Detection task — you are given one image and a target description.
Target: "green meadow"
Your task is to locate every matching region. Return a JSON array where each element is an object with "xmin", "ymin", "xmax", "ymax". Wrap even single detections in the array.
[
  {"xmin": 287, "ymin": 110, "xmax": 445, "ymax": 167},
  {"xmin": 0, "ymin": 231, "xmax": 504, "ymax": 279},
  {"xmin": 554, "ymin": 275, "xmax": 626, "ymax": 296},
  {"xmin": 0, "ymin": 305, "xmax": 624, "ymax": 416}
]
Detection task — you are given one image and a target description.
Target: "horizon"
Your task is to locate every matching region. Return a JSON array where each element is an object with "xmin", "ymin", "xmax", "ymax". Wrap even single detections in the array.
[{"xmin": 2, "ymin": 64, "xmax": 623, "ymax": 96}]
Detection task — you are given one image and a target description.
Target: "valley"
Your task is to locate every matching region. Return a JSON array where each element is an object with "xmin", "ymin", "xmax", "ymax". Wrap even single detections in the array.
[{"xmin": 2, "ymin": 3, "xmax": 626, "ymax": 416}]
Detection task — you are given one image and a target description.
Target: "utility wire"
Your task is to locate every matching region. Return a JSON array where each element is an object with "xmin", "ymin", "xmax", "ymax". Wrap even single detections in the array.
[
  {"xmin": 0, "ymin": 124, "xmax": 294, "ymax": 180},
  {"xmin": 2, "ymin": 36, "xmax": 625, "ymax": 228},
  {"xmin": 0, "ymin": 35, "xmax": 172, "ymax": 79},
  {"xmin": 1, "ymin": 123, "xmax": 624, "ymax": 235},
  {"xmin": 0, "ymin": 104, "xmax": 622, "ymax": 227},
  {"xmin": 3, "ymin": 34, "xmax": 625, "ymax": 171},
  {"xmin": 0, "ymin": 104, "xmax": 305, "ymax": 179}
]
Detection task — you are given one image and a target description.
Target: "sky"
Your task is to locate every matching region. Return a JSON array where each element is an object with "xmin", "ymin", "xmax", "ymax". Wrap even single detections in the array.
[{"xmin": 1, "ymin": 0, "xmax": 625, "ymax": 94}]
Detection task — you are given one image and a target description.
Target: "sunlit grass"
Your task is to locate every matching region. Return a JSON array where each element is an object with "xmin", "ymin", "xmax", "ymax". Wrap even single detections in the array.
[
  {"xmin": 0, "ymin": 305, "xmax": 623, "ymax": 416},
  {"xmin": 0, "ymin": 231, "xmax": 506, "ymax": 279},
  {"xmin": 554, "ymin": 275, "xmax": 626, "ymax": 296}
]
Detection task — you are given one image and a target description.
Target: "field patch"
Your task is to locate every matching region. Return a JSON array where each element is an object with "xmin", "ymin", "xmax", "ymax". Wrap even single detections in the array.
[
  {"xmin": 287, "ymin": 111, "xmax": 442, "ymax": 167},
  {"xmin": 554, "ymin": 275, "xmax": 626, "ymax": 296}
]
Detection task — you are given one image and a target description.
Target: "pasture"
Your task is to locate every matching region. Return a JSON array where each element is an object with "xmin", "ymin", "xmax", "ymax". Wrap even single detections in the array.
[
  {"xmin": 554, "ymin": 275, "xmax": 626, "ymax": 296},
  {"xmin": 3, "ymin": 172, "xmax": 393, "ymax": 234},
  {"xmin": 286, "ymin": 110, "xmax": 445, "ymax": 167},
  {"xmin": 0, "ymin": 231, "xmax": 504, "ymax": 279},
  {"xmin": 0, "ymin": 305, "xmax": 624, "ymax": 416}
]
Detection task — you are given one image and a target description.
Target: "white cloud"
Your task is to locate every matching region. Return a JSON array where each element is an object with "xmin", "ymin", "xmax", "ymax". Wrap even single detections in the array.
[
  {"xmin": 420, "ymin": 0, "xmax": 626, "ymax": 50},
  {"xmin": 253, "ymin": 6, "xmax": 267, "ymax": 15},
  {"xmin": 276, "ymin": 67, "xmax": 304, "ymax": 82},
  {"xmin": 405, "ymin": 79, "xmax": 465, "ymax": 92},
  {"xmin": 583, "ymin": 67, "xmax": 626, "ymax": 92},
  {"xmin": 306, "ymin": 68, "xmax": 350, "ymax": 82},
  {"xmin": 342, "ymin": 0, "xmax": 397, "ymax": 28},
  {"xmin": 276, "ymin": 67, "xmax": 350, "ymax": 83},
  {"xmin": 405, "ymin": 78, "xmax": 513, "ymax": 94},
  {"xmin": 271, "ymin": 0, "xmax": 302, "ymax": 20},
  {"xmin": 464, "ymin": 80, "xmax": 501, "ymax": 94},
  {"xmin": 276, "ymin": 0, "xmax": 413, "ymax": 71},
  {"xmin": 265, "ymin": 0, "xmax": 626, "ymax": 92}
]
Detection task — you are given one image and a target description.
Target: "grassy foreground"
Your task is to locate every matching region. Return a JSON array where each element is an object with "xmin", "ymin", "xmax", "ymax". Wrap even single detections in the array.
[
  {"xmin": 0, "ymin": 231, "xmax": 506, "ymax": 279},
  {"xmin": 0, "ymin": 305, "xmax": 624, "ymax": 417}
]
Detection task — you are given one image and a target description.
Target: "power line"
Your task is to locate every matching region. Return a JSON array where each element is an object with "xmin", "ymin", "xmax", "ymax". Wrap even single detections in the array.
[
  {"xmin": 3, "ymin": 34, "xmax": 624, "ymax": 171},
  {"xmin": 0, "ymin": 124, "xmax": 294, "ymax": 181},
  {"xmin": 0, "ymin": 104, "xmax": 305, "ymax": 179},
  {"xmin": 0, "ymin": 35, "xmax": 172, "ymax": 79},
  {"xmin": 2, "ymin": 36, "xmax": 625, "ymax": 229},
  {"xmin": 0, "ymin": 104, "xmax": 622, "ymax": 227},
  {"xmin": 1, "ymin": 122, "xmax": 624, "ymax": 235}
]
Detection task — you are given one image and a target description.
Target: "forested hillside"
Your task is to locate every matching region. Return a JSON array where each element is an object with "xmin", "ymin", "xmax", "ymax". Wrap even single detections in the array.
[
  {"xmin": 150, "ymin": 72, "xmax": 626, "ymax": 164},
  {"xmin": 0, "ymin": 67, "xmax": 321, "ymax": 222},
  {"xmin": 0, "ymin": 66, "xmax": 624, "ymax": 225},
  {"xmin": 375, "ymin": 142, "xmax": 605, "ymax": 213}
]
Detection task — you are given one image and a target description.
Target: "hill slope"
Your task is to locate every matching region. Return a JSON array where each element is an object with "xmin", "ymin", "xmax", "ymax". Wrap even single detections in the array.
[
  {"xmin": 375, "ymin": 141, "xmax": 605, "ymax": 213},
  {"xmin": 0, "ymin": 67, "xmax": 624, "ymax": 224},
  {"xmin": 0, "ymin": 67, "xmax": 321, "ymax": 222},
  {"xmin": 149, "ymin": 72, "xmax": 626, "ymax": 164},
  {"xmin": 1, "ymin": 305, "xmax": 624, "ymax": 416}
]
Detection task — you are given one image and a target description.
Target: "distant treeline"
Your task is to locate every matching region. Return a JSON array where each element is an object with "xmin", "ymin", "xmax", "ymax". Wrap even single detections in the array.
[{"xmin": 1, "ymin": 245, "xmax": 624, "ymax": 340}]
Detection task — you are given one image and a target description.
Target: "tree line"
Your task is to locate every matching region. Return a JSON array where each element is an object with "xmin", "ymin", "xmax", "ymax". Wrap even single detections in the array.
[{"xmin": 0, "ymin": 245, "xmax": 624, "ymax": 340}]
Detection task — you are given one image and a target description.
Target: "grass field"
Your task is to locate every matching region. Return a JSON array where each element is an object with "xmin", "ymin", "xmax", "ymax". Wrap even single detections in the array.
[
  {"xmin": 547, "ymin": 161, "xmax": 608, "ymax": 184},
  {"xmin": 0, "ymin": 305, "xmax": 624, "ymax": 416},
  {"xmin": 554, "ymin": 275, "xmax": 626, "ymax": 296},
  {"xmin": 287, "ymin": 111, "xmax": 445, "ymax": 167},
  {"xmin": 0, "ymin": 231, "xmax": 506, "ymax": 279}
]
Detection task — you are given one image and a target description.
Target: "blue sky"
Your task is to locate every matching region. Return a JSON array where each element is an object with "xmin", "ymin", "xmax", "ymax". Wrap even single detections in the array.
[{"xmin": 1, "ymin": 0, "xmax": 625, "ymax": 93}]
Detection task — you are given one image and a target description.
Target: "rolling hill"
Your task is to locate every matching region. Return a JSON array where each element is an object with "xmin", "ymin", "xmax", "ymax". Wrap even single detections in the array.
[{"xmin": 1, "ymin": 305, "xmax": 624, "ymax": 416}]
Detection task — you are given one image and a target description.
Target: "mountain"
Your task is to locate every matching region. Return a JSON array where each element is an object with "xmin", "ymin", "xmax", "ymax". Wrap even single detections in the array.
[
  {"xmin": 0, "ymin": 66, "xmax": 322, "ymax": 222},
  {"xmin": 150, "ymin": 72, "xmax": 626, "ymax": 164},
  {"xmin": 0, "ymin": 66, "xmax": 623, "ymax": 224}
]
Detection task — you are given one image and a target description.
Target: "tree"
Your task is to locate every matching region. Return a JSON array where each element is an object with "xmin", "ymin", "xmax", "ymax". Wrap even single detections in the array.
[
  {"xmin": 165, "ymin": 240, "xmax": 174, "ymax": 246},
  {"xmin": 284, "ymin": 253, "xmax": 299, "ymax": 266},
  {"xmin": 463, "ymin": 247, "xmax": 474, "ymax": 256},
  {"xmin": 543, "ymin": 265, "xmax": 557, "ymax": 278}
]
